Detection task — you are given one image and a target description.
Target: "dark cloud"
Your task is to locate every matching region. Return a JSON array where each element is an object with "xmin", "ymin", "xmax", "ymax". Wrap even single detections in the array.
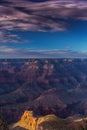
[
  {"xmin": 0, "ymin": 0, "xmax": 12, "ymax": 5},
  {"xmin": 28, "ymin": 0, "xmax": 49, "ymax": 2},
  {"xmin": 0, "ymin": 31, "xmax": 27, "ymax": 43},
  {"xmin": 0, "ymin": 0, "xmax": 87, "ymax": 42},
  {"xmin": 14, "ymin": 7, "xmax": 33, "ymax": 15}
]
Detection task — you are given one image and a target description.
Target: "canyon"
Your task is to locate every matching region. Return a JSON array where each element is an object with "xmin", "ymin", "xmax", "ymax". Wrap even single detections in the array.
[{"xmin": 0, "ymin": 59, "xmax": 87, "ymax": 124}]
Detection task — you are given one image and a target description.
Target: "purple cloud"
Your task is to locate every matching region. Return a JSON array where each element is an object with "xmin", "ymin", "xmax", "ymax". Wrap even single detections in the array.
[{"xmin": 0, "ymin": 0, "xmax": 87, "ymax": 42}]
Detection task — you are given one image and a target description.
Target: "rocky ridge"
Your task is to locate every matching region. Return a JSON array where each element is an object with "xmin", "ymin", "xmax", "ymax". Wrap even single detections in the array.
[{"xmin": 10, "ymin": 110, "xmax": 87, "ymax": 130}]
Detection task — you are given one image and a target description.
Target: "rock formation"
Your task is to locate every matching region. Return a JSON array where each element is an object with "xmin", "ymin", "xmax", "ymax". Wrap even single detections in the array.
[
  {"xmin": 10, "ymin": 110, "xmax": 87, "ymax": 130},
  {"xmin": 10, "ymin": 110, "xmax": 66, "ymax": 130}
]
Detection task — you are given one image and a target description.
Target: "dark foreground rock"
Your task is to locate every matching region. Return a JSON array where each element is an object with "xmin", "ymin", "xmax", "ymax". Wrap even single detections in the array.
[{"xmin": 0, "ymin": 114, "xmax": 9, "ymax": 130}]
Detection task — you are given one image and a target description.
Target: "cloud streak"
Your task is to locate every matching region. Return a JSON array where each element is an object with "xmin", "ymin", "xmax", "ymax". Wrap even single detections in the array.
[
  {"xmin": 0, "ymin": 0, "xmax": 87, "ymax": 43},
  {"xmin": 0, "ymin": 46, "xmax": 87, "ymax": 58}
]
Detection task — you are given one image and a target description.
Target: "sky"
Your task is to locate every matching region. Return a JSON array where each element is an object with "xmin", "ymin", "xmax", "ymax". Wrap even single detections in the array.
[{"xmin": 0, "ymin": 0, "xmax": 87, "ymax": 58}]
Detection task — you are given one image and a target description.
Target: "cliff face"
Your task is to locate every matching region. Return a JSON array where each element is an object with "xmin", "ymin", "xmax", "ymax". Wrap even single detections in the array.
[
  {"xmin": 0, "ymin": 114, "xmax": 9, "ymax": 130},
  {"xmin": 16, "ymin": 111, "xmax": 37, "ymax": 130}
]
